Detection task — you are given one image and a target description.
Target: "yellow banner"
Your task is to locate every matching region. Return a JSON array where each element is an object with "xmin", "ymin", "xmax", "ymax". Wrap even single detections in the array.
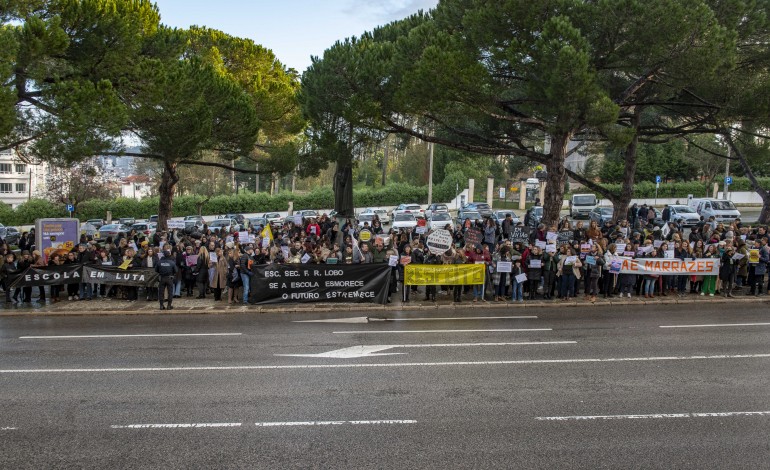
[{"xmin": 404, "ymin": 264, "xmax": 485, "ymax": 286}]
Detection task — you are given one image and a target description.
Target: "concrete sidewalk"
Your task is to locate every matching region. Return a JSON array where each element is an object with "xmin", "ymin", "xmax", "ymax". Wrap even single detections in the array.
[{"xmin": 0, "ymin": 290, "xmax": 766, "ymax": 316}]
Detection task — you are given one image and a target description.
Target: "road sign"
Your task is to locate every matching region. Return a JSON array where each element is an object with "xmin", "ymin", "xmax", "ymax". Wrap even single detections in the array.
[
  {"xmin": 725, "ymin": 176, "xmax": 733, "ymax": 185},
  {"xmin": 655, "ymin": 175, "xmax": 661, "ymax": 184},
  {"xmin": 66, "ymin": 204, "xmax": 74, "ymax": 212},
  {"xmin": 499, "ymin": 187, "xmax": 505, "ymax": 199}
]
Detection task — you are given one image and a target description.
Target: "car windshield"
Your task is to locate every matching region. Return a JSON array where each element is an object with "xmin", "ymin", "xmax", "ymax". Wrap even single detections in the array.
[
  {"xmin": 395, "ymin": 214, "xmax": 416, "ymax": 221},
  {"xmin": 672, "ymin": 206, "xmax": 696, "ymax": 213},
  {"xmin": 405, "ymin": 205, "xmax": 421, "ymax": 211},
  {"xmin": 474, "ymin": 203, "xmax": 491, "ymax": 210},
  {"xmin": 712, "ymin": 201, "xmax": 736, "ymax": 210},
  {"xmin": 210, "ymin": 220, "xmax": 231, "ymax": 227},
  {"xmin": 464, "ymin": 212, "xmax": 481, "ymax": 219},
  {"xmin": 432, "ymin": 213, "xmax": 451, "ymax": 221},
  {"xmin": 601, "ymin": 208, "xmax": 614, "ymax": 215},
  {"xmin": 359, "ymin": 215, "xmax": 374, "ymax": 222},
  {"xmin": 102, "ymin": 225, "xmax": 119, "ymax": 230},
  {"xmin": 574, "ymin": 195, "xmax": 596, "ymax": 205},
  {"xmin": 250, "ymin": 219, "xmax": 267, "ymax": 226},
  {"xmin": 433, "ymin": 205, "xmax": 448, "ymax": 211}
]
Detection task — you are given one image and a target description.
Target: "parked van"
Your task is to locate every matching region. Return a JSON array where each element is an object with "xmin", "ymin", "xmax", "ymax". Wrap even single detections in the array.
[
  {"xmin": 688, "ymin": 198, "xmax": 741, "ymax": 223},
  {"xmin": 570, "ymin": 193, "xmax": 598, "ymax": 218}
]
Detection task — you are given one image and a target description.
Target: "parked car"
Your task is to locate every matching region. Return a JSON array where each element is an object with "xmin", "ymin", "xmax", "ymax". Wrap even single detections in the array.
[
  {"xmin": 357, "ymin": 213, "xmax": 376, "ymax": 228},
  {"xmin": 526, "ymin": 206, "xmax": 544, "ymax": 227},
  {"xmin": 86, "ymin": 219, "xmax": 105, "ymax": 229},
  {"xmin": 428, "ymin": 212, "xmax": 455, "ymax": 231},
  {"xmin": 456, "ymin": 210, "xmax": 483, "ymax": 227},
  {"xmin": 392, "ymin": 213, "xmax": 418, "ymax": 230},
  {"xmin": 183, "ymin": 215, "xmax": 205, "ymax": 233},
  {"xmin": 249, "ymin": 217, "xmax": 269, "ymax": 230},
  {"xmin": 360, "ymin": 208, "xmax": 390, "ymax": 225},
  {"xmin": 424, "ymin": 203, "xmax": 449, "ymax": 219},
  {"xmin": 263, "ymin": 212, "xmax": 283, "ymax": 228},
  {"xmin": 0, "ymin": 223, "xmax": 7, "ymax": 241},
  {"xmin": 184, "ymin": 215, "xmax": 205, "ymax": 224},
  {"xmin": 391, "ymin": 203, "xmax": 424, "ymax": 219},
  {"xmin": 569, "ymin": 193, "xmax": 598, "ymax": 219},
  {"xmin": 668, "ymin": 204, "xmax": 700, "ymax": 227},
  {"xmin": 493, "ymin": 210, "xmax": 520, "ymax": 226},
  {"xmin": 4, "ymin": 226, "xmax": 20, "ymax": 245},
  {"xmin": 148, "ymin": 215, "xmax": 158, "ymax": 223},
  {"xmin": 118, "ymin": 217, "xmax": 135, "ymax": 226},
  {"xmin": 589, "ymin": 207, "xmax": 614, "ymax": 226},
  {"xmin": 130, "ymin": 222, "xmax": 157, "ymax": 237},
  {"xmin": 222, "ymin": 213, "xmax": 246, "ymax": 226},
  {"xmin": 296, "ymin": 210, "xmax": 319, "ymax": 221},
  {"xmin": 462, "ymin": 202, "xmax": 493, "ymax": 218},
  {"xmin": 209, "ymin": 218, "xmax": 239, "ymax": 234},
  {"xmin": 688, "ymin": 198, "xmax": 741, "ymax": 223},
  {"xmin": 97, "ymin": 223, "xmax": 130, "ymax": 239}
]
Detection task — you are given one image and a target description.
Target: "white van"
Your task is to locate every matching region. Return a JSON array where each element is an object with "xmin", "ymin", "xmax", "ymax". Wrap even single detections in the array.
[
  {"xmin": 570, "ymin": 193, "xmax": 598, "ymax": 218},
  {"xmin": 688, "ymin": 198, "xmax": 741, "ymax": 223}
]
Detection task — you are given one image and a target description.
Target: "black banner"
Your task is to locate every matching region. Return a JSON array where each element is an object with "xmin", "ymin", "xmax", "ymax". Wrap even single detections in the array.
[
  {"xmin": 9, "ymin": 264, "xmax": 83, "ymax": 288},
  {"xmin": 82, "ymin": 265, "xmax": 159, "ymax": 287},
  {"xmin": 509, "ymin": 226, "xmax": 531, "ymax": 243},
  {"xmin": 463, "ymin": 228, "xmax": 482, "ymax": 247},
  {"xmin": 250, "ymin": 264, "xmax": 391, "ymax": 305},
  {"xmin": 557, "ymin": 229, "xmax": 573, "ymax": 246}
]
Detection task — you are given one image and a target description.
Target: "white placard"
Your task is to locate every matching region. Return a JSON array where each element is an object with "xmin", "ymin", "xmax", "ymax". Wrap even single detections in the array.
[
  {"xmin": 426, "ymin": 229, "xmax": 454, "ymax": 255},
  {"xmin": 529, "ymin": 259, "xmax": 542, "ymax": 269},
  {"xmin": 565, "ymin": 256, "xmax": 577, "ymax": 265},
  {"xmin": 281, "ymin": 246, "xmax": 289, "ymax": 259},
  {"xmin": 294, "ymin": 214, "xmax": 303, "ymax": 225},
  {"xmin": 388, "ymin": 255, "xmax": 399, "ymax": 267},
  {"xmin": 545, "ymin": 244, "xmax": 557, "ymax": 253},
  {"xmin": 665, "ymin": 250, "xmax": 675, "ymax": 259},
  {"xmin": 262, "ymin": 237, "xmax": 270, "ymax": 248},
  {"xmin": 615, "ymin": 243, "xmax": 627, "ymax": 253},
  {"xmin": 639, "ymin": 245, "xmax": 653, "ymax": 254},
  {"xmin": 167, "ymin": 220, "xmax": 186, "ymax": 229},
  {"xmin": 415, "ymin": 226, "xmax": 427, "ymax": 234},
  {"xmin": 653, "ymin": 240, "xmax": 663, "ymax": 248},
  {"xmin": 209, "ymin": 253, "xmax": 218, "ymax": 263},
  {"xmin": 535, "ymin": 240, "xmax": 546, "ymax": 249},
  {"xmin": 732, "ymin": 253, "xmax": 745, "ymax": 260},
  {"xmin": 300, "ymin": 253, "xmax": 311, "ymax": 264},
  {"xmin": 496, "ymin": 261, "xmax": 512, "ymax": 273},
  {"xmin": 546, "ymin": 232, "xmax": 558, "ymax": 242},
  {"xmin": 515, "ymin": 273, "xmax": 528, "ymax": 284}
]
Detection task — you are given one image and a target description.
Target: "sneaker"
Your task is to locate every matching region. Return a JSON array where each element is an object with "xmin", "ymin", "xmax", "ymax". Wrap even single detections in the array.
[
  {"xmin": 74, "ymin": 295, "xmax": 79, "ymax": 300},
  {"xmin": 709, "ymin": 293, "xmax": 714, "ymax": 297},
  {"xmin": 627, "ymin": 293, "xmax": 631, "ymax": 298},
  {"xmin": 700, "ymin": 292, "xmax": 705, "ymax": 296},
  {"xmin": 68, "ymin": 296, "xmax": 73, "ymax": 301}
]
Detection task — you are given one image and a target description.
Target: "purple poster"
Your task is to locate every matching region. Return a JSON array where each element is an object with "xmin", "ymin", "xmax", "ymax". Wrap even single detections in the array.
[{"xmin": 36, "ymin": 218, "xmax": 80, "ymax": 263}]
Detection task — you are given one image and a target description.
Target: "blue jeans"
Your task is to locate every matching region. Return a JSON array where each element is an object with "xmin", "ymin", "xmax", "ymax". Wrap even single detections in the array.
[
  {"xmin": 241, "ymin": 273, "xmax": 251, "ymax": 303},
  {"xmin": 472, "ymin": 284, "xmax": 483, "ymax": 300},
  {"xmin": 79, "ymin": 283, "xmax": 92, "ymax": 300},
  {"xmin": 511, "ymin": 280, "xmax": 523, "ymax": 301},
  {"xmin": 644, "ymin": 278, "xmax": 656, "ymax": 295},
  {"xmin": 560, "ymin": 273, "xmax": 576, "ymax": 298},
  {"xmin": 174, "ymin": 280, "xmax": 181, "ymax": 297}
]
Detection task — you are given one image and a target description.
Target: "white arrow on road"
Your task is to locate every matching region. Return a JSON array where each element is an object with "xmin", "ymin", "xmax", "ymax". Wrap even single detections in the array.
[
  {"xmin": 275, "ymin": 341, "xmax": 576, "ymax": 359},
  {"xmin": 294, "ymin": 316, "xmax": 537, "ymax": 324}
]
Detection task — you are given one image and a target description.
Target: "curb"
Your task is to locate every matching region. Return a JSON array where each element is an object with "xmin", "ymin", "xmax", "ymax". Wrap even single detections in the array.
[{"xmin": 0, "ymin": 296, "xmax": 767, "ymax": 317}]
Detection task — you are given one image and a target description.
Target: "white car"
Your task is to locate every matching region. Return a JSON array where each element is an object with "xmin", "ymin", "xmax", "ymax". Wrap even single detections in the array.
[
  {"xmin": 424, "ymin": 203, "xmax": 449, "ymax": 219},
  {"xmin": 209, "ymin": 218, "xmax": 239, "ymax": 233},
  {"xmin": 263, "ymin": 212, "xmax": 283, "ymax": 228},
  {"xmin": 668, "ymin": 205, "xmax": 700, "ymax": 227},
  {"xmin": 428, "ymin": 212, "xmax": 455, "ymax": 231},
  {"xmin": 391, "ymin": 213, "xmax": 418, "ymax": 230},
  {"xmin": 391, "ymin": 203, "xmax": 424, "ymax": 219},
  {"xmin": 357, "ymin": 213, "xmax": 376, "ymax": 228},
  {"xmin": 361, "ymin": 208, "xmax": 391, "ymax": 225},
  {"xmin": 493, "ymin": 210, "xmax": 520, "ymax": 226}
]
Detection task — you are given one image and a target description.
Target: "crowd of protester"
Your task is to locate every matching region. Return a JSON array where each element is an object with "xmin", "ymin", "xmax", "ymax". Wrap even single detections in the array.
[{"xmin": 0, "ymin": 206, "xmax": 767, "ymax": 307}]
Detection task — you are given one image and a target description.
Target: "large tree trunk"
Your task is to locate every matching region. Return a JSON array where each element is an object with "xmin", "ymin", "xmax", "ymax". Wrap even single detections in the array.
[
  {"xmin": 334, "ymin": 163, "xmax": 354, "ymax": 218},
  {"xmin": 725, "ymin": 127, "xmax": 770, "ymax": 224},
  {"xmin": 613, "ymin": 113, "xmax": 641, "ymax": 223},
  {"xmin": 157, "ymin": 161, "xmax": 179, "ymax": 231},
  {"xmin": 543, "ymin": 132, "xmax": 572, "ymax": 225},
  {"xmin": 381, "ymin": 139, "xmax": 389, "ymax": 187}
]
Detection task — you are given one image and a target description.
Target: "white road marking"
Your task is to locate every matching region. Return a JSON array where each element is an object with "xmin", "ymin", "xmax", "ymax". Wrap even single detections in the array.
[
  {"xmin": 254, "ymin": 420, "xmax": 416, "ymax": 427},
  {"xmin": 536, "ymin": 411, "xmax": 770, "ymax": 421},
  {"xmin": 20, "ymin": 333, "xmax": 243, "ymax": 339},
  {"xmin": 275, "ymin": 341, "xmax": 576, "ymax": 358},
  {"xmin": 333, "ymin": 328, "xmax": 552, "ymax": 334},
  {"xmin": 1, "ymin": 427, "xmax": 17, "ymax": 430},
  {"xmin": 294, "ymin": 316, "xmax": 537, "ymax": 323},
  {"xmin": 111, "ymin": 423, "xmax": 242, "ymax": 429},
  {"xmin": 3, "ymin": 353, "xmax": 768, "ymax": 374},
  {"xmin": 659, "ymin": 323, "xmax": 770, "ymax": 329}
]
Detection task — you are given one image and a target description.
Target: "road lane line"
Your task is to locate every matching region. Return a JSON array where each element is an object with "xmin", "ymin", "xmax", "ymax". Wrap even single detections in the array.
[
  {"xmin": 275, "ymin": 341, "xmax": 577, "ymax": 358},
  {"xmin": 1, "ymin": 427, "xmax": 17, "ymax": 430},
  {"xmin": 295, "ymin": 316, "xmax": 537, "ymax": 323},
  {"xmin": 536, "ymin": 411, "xmax": 770, "ymax": 421},
  {"xmin": 254, "ymin": 420, "xmax": 416, "ymax": 427},
  {"xmin": 2, "ymin": 353, "xmax": 768, "ymax": 374},
  {"xmin": 659, "ymin": 323, "xmax": 770, "ymax": 329},
  {"xmin": 111, "ymin": 423, "xmax": 242, "ymax": 429},
  {"xmin": 20, "ymin": 333, "xmax": 243, "ymax": 339},
  {"xmin": 333, "ymin": 329, "xmax": 552, "ymax": 334}
]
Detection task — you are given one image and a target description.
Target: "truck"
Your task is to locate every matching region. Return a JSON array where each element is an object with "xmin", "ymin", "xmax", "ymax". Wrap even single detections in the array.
[
  {"xmin": 688, "ymin": 198, "xmax": 741, "ymax": 223},
  {"xmin": 569, "ymin": 193, "xmax": 598, "ymax": 219}
]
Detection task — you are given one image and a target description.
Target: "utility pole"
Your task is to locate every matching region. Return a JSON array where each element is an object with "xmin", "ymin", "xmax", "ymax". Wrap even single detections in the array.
[
  {"xmin": 255, "ymin": 164, "xmax": 259, "ymax": 193},
  {"xmin": 724, "ymin": 145, "xmax": 731, "ymax": 199}
]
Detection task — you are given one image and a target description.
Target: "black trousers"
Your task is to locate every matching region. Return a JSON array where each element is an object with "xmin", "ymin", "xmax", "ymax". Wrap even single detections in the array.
[{"xmin": 158, "ymin": 276, "xmax": 174, "ymax": 306}]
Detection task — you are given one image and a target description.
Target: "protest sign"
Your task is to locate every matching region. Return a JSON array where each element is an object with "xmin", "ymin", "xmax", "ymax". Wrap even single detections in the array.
[
  {"xmin": 426, "ymin": 229, "xmax": 453, "ymax": 255},
  {"xmin": 496, "ymin": 261, "xmax": 512, "ymax": 273},
  {"xmin": 404, "ymin": 264, "xmax": 485, "ymax": 285},
  {"xmin": 514, "ymin": 273, "xmax": 528, "ymax": 284},
  {"xmin": 509, "ymin": 226, "xmax": 530, "ymax": 243}
]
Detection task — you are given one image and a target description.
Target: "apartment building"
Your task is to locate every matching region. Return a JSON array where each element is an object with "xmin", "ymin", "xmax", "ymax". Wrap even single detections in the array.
[{"xmin": 0, "ymin": 149, "xmax": 47, "ymax": 208}]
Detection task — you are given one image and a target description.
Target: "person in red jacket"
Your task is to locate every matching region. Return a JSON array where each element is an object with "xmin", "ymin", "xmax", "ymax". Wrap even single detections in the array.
[{"xmin": 305, "ymin": 218, "xmax": 322, "ymax": 240}]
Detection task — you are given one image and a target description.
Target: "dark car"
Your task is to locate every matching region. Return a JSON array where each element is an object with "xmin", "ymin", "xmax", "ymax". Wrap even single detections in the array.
[
  {"xmin": 456, "ymin": 210, "xmax": 483, "ymax": 227},
  {"xmin": 4, "ymin": 226, "xmax": 20, "ymax": 245},
  {"xmin": 463, "ymin": 202, "xmax": 493, "ymax": 218},
  {"xmin": 589, "ymin": 207, "xmax": 614, "ymax": 226}
]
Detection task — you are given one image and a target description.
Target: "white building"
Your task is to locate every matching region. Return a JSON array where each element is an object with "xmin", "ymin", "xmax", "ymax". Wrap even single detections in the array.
[
  {"xmin": 0, "ymin": 149, "xmax": 48, "ymax": 208},
  {"xmin": 121, "ymin": 175, "xmax": 153, "ymax": 199}
]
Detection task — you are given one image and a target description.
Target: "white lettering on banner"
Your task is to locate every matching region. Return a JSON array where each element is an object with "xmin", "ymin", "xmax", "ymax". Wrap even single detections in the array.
[
  {"xmin": 618, "ymin": 257, "xmax": 720, "ymax": 276},
  {"xmin": 25, "ymin": 271, "xmax": 81, "ymax": 282}
]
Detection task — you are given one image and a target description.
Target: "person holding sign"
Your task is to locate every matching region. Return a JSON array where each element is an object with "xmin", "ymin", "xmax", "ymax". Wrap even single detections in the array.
[
  {"xmin": 719, "ymin": 245, "xmax": 737, "ymax": 297},
  {"xmin": 511, "ymin": 258, "xmax": 524, "ymax": 302},
  {"xmin": 585, "ymin": 244, "xmax": 605, "ymax": 302},
  {"xmin": 557, "ymin": 247, "xmax": 582, "ymax": 300},
  {"xmin": 541, "ymin": 246, "xmax": 559, "ymax": 300},
  {"xmin": 701, "ymin": 244, "xmax": 720, "ymax": 296},
  {"xmin": 527, "ymin": 247, "xmax": 543, "ymax": 300}
]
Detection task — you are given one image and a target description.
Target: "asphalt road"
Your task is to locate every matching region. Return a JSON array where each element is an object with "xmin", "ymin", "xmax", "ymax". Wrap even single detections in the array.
[{"xmin": 1, "ymin": 304, "xmax": 769, "ymax": 469}]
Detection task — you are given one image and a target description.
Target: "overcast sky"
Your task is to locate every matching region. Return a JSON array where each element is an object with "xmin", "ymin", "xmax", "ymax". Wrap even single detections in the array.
[{"xmin": 153, "ymin": 0, "xmax": 438, "ymax": 73}]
